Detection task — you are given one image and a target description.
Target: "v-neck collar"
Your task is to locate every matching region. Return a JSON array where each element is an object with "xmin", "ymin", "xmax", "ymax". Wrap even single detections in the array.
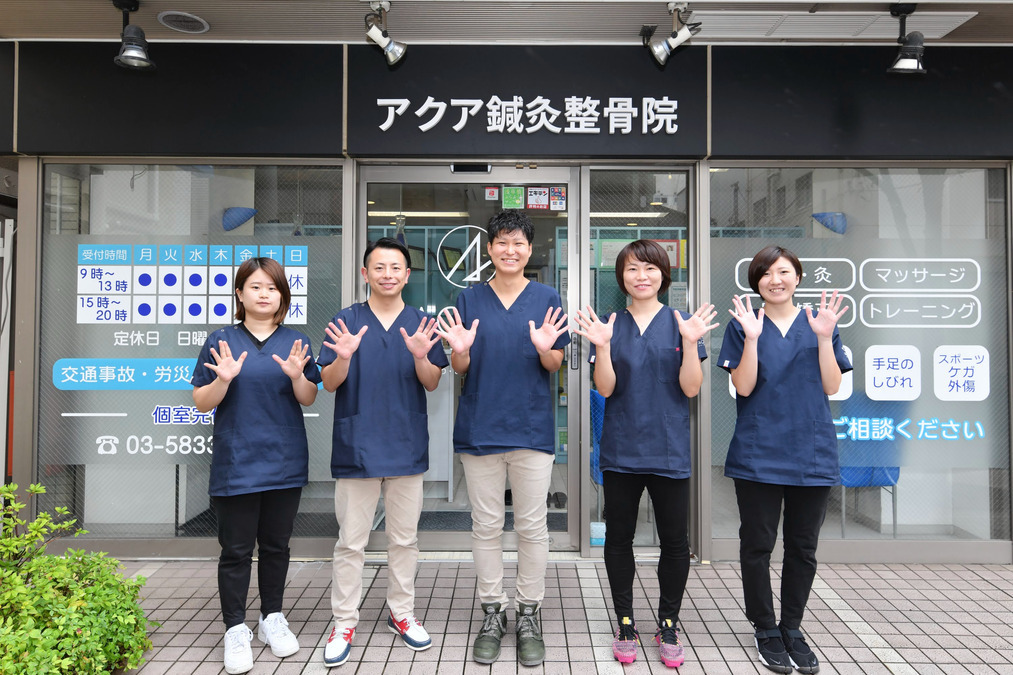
[
  {"xmin": 764, "ymin": 306, "xmax": 804, "ymax": 338},
  {"xmin": 627, "ymin": 304, "xmax": 666, "ymax": 337},
  {"xmin": 363, "ymin": 301, "xmax": 407, "ymax": 332},
  {"xmin": 487, "ymin": 280, "xmax": 531, "ymax": 313},
  {"xmin": 238, "ymin": 322, "xmax": 278, "ymax": 351}
]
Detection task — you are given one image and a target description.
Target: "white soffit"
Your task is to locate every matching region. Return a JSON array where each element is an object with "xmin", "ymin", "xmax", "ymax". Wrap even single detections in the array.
[{"xmin": 686, "ymin": 11, "xmax": 977, "ymax": 40}]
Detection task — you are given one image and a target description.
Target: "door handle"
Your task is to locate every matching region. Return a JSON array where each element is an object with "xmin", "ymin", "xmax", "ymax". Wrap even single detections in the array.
[{"xmin": 570, "ymin": 337, "xmax": 580, "ymax": 369}]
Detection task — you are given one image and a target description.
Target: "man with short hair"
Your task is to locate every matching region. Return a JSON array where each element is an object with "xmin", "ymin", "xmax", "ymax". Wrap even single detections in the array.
[{"xmin": 318, "ymin": 237, "xmax": 448, "ymax": 668}]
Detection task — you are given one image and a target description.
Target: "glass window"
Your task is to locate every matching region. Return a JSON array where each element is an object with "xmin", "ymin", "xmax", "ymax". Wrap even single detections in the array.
[
  {"xmin": 709, "ymin": 167, "xmax": 1010, "ymax": 541},
  {"xmin": 38, "ymin": 164, "xmax": 343, "ymax": 538}
]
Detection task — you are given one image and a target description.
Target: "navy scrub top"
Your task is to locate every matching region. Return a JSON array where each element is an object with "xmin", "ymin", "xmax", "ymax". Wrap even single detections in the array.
[
  {"xmin": 453, "ymin": 281, "xmax": 570, "ymax": 456},
  {"xmin": 317, "ymin": 303, "xmax": 449, "ymax": 479},
  {"xmin": 589, "ymin": 308, "xmax": 707, "ymax": 479},
  {"xmin": 717, "ymin": 309, "xmax": 852, "ymax": 486},
  {"xmin": 191, "ymin": 323, "xmax": 322, "ymax": 497}
]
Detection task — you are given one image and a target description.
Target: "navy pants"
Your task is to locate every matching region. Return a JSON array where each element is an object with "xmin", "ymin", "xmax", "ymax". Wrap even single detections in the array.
[
  {"xmin": 734, "ymin": 479, "xmax": 830, "ymax": 631},
  {"xmin": 213, "ymin": 487, "xmax": 302, "ymax": 628},
  {"xmin": 603, "ymin": 471, "xmax": 691, "ymax": 625}
]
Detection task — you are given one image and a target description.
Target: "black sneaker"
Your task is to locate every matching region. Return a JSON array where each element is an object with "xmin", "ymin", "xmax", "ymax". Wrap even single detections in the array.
[
  {"xmin": 780, "ymin": 626, "xmax": 820, "ymax": 674},
  {"xmin": 754, "ymin": 628, "xmax": 793, "ymax": 674}
]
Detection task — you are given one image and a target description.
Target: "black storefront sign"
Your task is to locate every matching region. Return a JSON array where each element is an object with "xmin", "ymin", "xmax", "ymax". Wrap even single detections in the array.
[
  {"xmin": 711, "ymin": 46, "xmax": 1013, "ymax": 160},
  {"xmin": 346, "ymin": 45, "xmax": 707, "ymax": 158},
  {"xmin": 17, "ymin": 43, "xmax": 344, "ymax": 157}
]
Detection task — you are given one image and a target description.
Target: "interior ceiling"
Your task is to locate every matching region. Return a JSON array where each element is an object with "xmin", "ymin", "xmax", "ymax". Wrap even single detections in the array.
[{"xmin": 1, "ymin": 1, "xmax": 1013, "ymax": 45}]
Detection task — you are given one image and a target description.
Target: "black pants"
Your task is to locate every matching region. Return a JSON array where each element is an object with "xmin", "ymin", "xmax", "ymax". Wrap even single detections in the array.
[
  {"xmin": 734, "ymin": 479, "xmax": 830, "ymax": 631},
  {"xmin": 603, "ymin": 471, "xmax": 690, "ymax": 624},
  {"xmin": 213, "ymin": 487, "xmax": 302, "ymax": 628}
]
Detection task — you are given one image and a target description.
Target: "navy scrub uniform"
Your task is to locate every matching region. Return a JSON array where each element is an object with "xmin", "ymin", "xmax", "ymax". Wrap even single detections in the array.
[
  {"xmin": 192, "ymin": 323, "xmax": 323, "ymax": 497},
  {"xmin": 717, "ymin": 307, "xmax": 852, "ymax": 635},
  {"xmin": 717, "ymin": 308, "xmax": 852, "ymax": 486},
  {"xmin": 191, "ymin": 322, "xmax": 322, "ymax": 629},
  {"xmin": 452, "ymin": 281, "xmax": 570, "ymax": 456},
  {"xmin": 590, "ymin": 307, "xmax": 706, "ymax": 626},
  {"xmin": 317, "ymin": 302, "xmax": 449, "ymax": 478},
  {"xmin": 591, "ymin": 308, "xmax": 707, "ymax": 478}
]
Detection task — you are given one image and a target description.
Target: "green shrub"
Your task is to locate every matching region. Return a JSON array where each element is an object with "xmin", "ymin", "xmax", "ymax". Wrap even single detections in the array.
[{"xmin": 0, "ymin": 483, "xmax": 155, "ymax": 674}]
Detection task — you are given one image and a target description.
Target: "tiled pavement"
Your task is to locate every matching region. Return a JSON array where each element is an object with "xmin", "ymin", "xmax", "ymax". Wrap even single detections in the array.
[{"xmin": 123, "ymin": 557, "xmax": 1013, "ymax": 674}]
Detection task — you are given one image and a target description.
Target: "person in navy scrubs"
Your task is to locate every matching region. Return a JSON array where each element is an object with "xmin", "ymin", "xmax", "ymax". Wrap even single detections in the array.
[
  {"xmin": 192, "ymin": 257, "xmax": 321, "ymax": 675},
  {"xmin": 718, "ymin": 245, "xmax": 851, "ymax": 675},
  {"xmin": 573, "ymin": 239, "xmax": 717, "ymax": 669},
  {"xmin": 317, "ymin": 237, "xmax": 448, "ymax": 668},
  {"xmin": 435, "ymin": 211, "xmax": 569, "ymax": 667}
]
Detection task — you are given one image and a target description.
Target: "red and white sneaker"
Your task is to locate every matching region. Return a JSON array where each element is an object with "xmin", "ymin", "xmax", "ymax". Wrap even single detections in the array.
[
  {"xmin": 387, "ymin": 612, "xmax": 433, "ymax": 651},
  {"xmin": 323, "ymin": 624, "xmax": 354, "ymax": 668}
]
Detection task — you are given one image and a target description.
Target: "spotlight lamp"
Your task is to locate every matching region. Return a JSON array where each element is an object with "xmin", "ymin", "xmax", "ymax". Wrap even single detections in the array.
[
  {"xmin": 887, "ymin": 3, "xmax": 926, "ymax": 74},
  {"xmin": 365, "ymin": 1, "xmax": 407, "ymax": 66},
  {"xmin": 111, "ymin": 0, "xmax": 155, "ymax": 70},
  {"xmin": 643, "ymin": 2, "xmax": 701, "ymax": 66}
]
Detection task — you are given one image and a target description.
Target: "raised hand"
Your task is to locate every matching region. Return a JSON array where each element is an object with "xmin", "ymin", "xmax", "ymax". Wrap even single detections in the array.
[
  {"xmin": 400, "ymin": 317, "xmax": 441, "ymax": 359},
  {"xmin": 323, "ymin": 319, "xmax": 368, "ymax": 360},
  {"xmin": 806, "ymin": 289, "xmax": 849, "ymax": 339},
  {"xmin": 204, "ymin": 340, "xmax": 247, "ymax": 383},
  {"xmin": 676, "ymin": 303, "xmax": 719, "ymax": 343},
  {"xmin": 571, "ymin": 305, "xmax": 615, "ymax": 347},
  {"xmin": 529, "ymin": 306, "xmax": 569, "ymax": 354},
  {"xmin": 272, "ymin": 338, "xmax": 311, "ymax": 380},
  {"xmin": 435, "ymin": 307, "xmax": 478, "ymax": 354},
  {"xmin": 728, "ymin": 294, "xmax": 764, "ymax": 340}
]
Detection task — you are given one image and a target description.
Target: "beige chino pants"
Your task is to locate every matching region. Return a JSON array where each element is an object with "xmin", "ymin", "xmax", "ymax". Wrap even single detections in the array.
[
  {"xmin": 330, "ymin": 474, "xmax": 424, "ymax": 627},
  {"xmin": 461, "ymin": 449, "xmax": 555, "ymax": 610}
]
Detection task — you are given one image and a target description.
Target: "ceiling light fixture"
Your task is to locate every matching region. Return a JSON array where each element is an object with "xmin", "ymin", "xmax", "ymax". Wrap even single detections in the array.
[
  {"xmin": 887, "ymin": 3, "xmax": 926, "ymax": 74},
  {"xmin": 643, "ymin": 2, "xmax": 701, "ymax": 66},
  {"xmin": 111, "ymin": 0, "xmax": 155, "ymax": 70},
  {"xmin": 365, "ymin": 1, "xmax": 407, "ymax": 66}
]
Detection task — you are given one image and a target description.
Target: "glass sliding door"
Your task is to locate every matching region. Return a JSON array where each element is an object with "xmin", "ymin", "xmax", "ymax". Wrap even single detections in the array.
[
  {"xmin": 580, "ymin": 168, "xmax": 696, "ymax": 556},
  {"xmin": 358, "ymin": 165, "xmax": 580, "ymax": 551}
]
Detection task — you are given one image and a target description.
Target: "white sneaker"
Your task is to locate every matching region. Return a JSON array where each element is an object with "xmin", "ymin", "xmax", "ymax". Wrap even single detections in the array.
[
  {"xmin": 258, "ymin": 612, "xmax": 300, "ymax": 658},
  {"xmin": 223, "ymin": 624, "xmax": 254, "ymax": 675},
  {"xmin": 323, "ymin": 623, "xmax": 355, "ymax": 667},
  {"xmin": 387, "ymin": 612, "xmax": 433, "ymax": 651}
]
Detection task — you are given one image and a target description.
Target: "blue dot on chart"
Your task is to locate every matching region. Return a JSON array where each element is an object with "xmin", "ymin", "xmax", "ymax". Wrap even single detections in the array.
[
  {"xmin": 138, "ymin": 303, "xmax": 152, "ymax": 317},
  {"xmin": 188, "ymin": 273, "xmax": 203, "ymax": 287},
  {"xmin": 138, "ymin": 273, "xmax": 152, "ymax": 286},
  {"xmin": 163, "ymin": 273, "xmax": 178, "ymax": 286},
  {"xmin": 214, "ymin": 303, "xmax": 228, "ymax": 317},
  {"xmin": 163, "ymin": 303, "xmax": 177, "ymax": 316},
  {"xmin": 188, "ymin": 303, "xmax": 202, "ymax": 317},
  {"xmin": 214, "ymin": 273, "xmax": 229, "ymax": 287}
]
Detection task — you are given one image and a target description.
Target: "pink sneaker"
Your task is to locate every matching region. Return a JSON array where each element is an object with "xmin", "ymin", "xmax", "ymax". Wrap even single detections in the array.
[
  {"xmin": 654, "ymin": 619, "xmax": 685, "ymax": 668},
  {"xmin": 612, "ymin": 616, "xmax": 640, "ymax": 664}
]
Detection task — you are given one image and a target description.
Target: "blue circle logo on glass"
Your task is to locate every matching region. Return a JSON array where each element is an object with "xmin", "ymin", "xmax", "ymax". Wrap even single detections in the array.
[
  {"xmin": 138, "ymin": 273, "xmax": 153, "ymax": 287},
  {"xmin": 189, "ymin": 273, "xmax": 203, "ymax": 287},
  {"xmin": 214, "ymin": 273, "xmax": 229, "ymax": 288},
  {"xmin": 163, "ymin": 303, "xmax": 177, "ymax": 317},
  {"xmin": 163, "ymin": 273, "xmax": 178, "ymax": 287},
  {"xmin": 188, "ymin": 303, "xmax": 202, "ymax": 317},
  {"xmin": 214, "ymin": 303, "xmax": 228, "ymax": 317},
  {"xmin": 138, "ymin": 303, "xmax": 152, "ymax": 316}
]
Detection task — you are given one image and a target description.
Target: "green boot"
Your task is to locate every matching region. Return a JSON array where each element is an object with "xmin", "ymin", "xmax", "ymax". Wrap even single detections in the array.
[
  {"xmin": 516, "ymin": 602, "xmax": 545, "ymax": 667},
  {"xmin": 473, "ymin": 602, "xmax": 506, "ymax": 664}
]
